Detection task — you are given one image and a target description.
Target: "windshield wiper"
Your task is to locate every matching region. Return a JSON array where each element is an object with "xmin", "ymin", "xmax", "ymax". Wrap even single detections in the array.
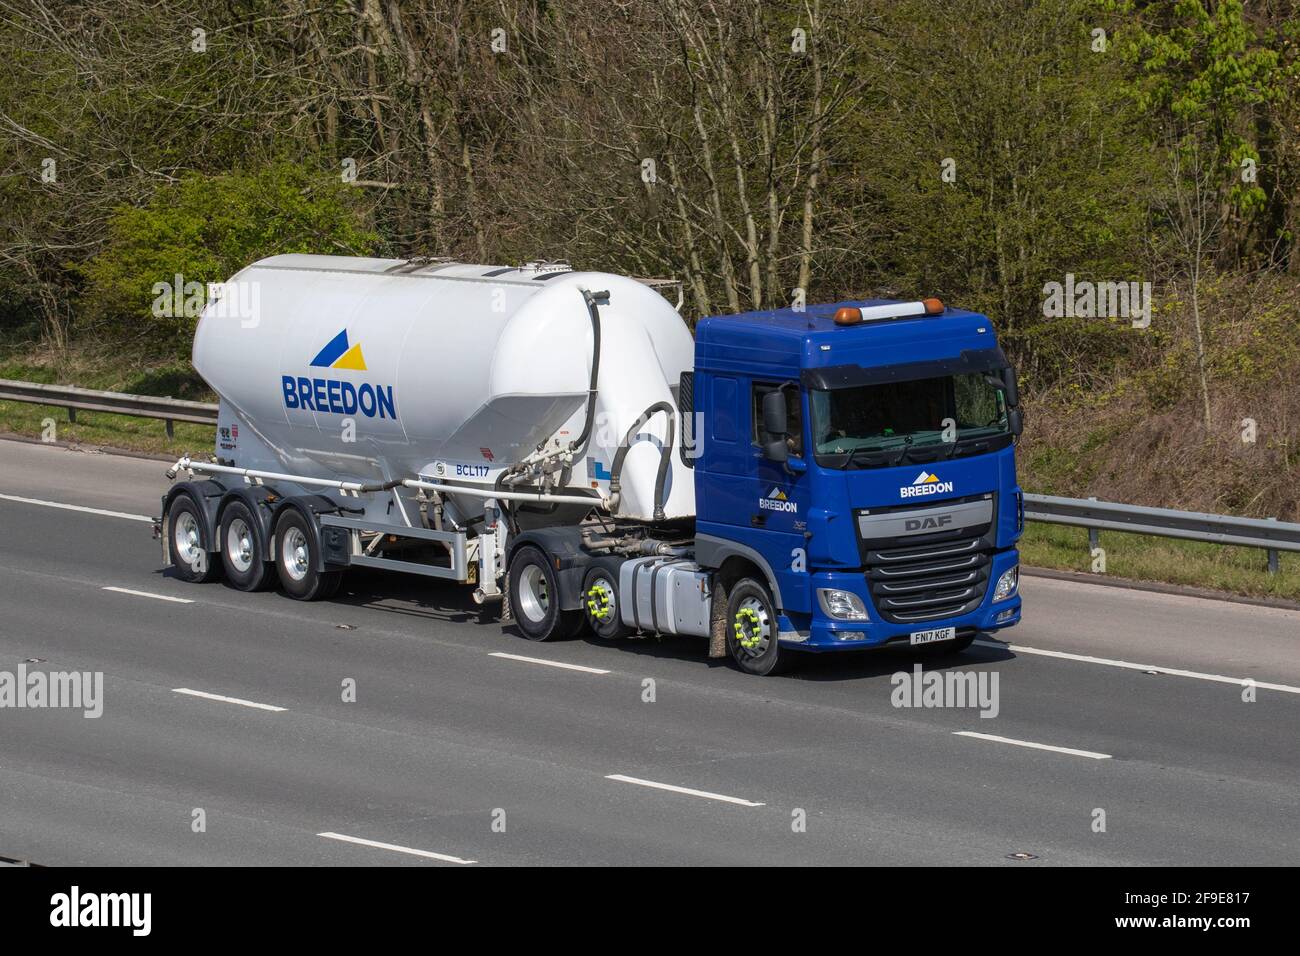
[
  {"xmin": 844, "ymin": 446, "xmax": 890, "ymax": 468},
  {"xmin": 887, "ymin": 436, "xmax": 915, "ymax": 467},
  {"xmin": 941, "ymin": 436, "xmax": 992, "ymax": 460}
]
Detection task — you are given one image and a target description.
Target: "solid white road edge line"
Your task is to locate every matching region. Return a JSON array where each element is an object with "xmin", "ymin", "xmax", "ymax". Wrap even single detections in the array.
[
  {"xmin": 954, "ymin": 730, "xmax": 1112, "ymax": 760},
  {"xmin": 0, "ymin": 493, "xmax": 152, "ymax": 522},
  {"xmin": 489, "ymin": 651, "xmax": 610, "ymax": 675},
  {"xmin": 606, "ymin": 774, "xmax": 765, "ymax": 806},
  {"xmin": 317, "ymin": 832, "xmax": 476, "ymax": 864},
  {"xmin": 976, "ymin": 639, "xmax": 1300, "ymax": 695},
  {"xmin": 102, "ymin": 586, "xmax": 193, "ymax": 604},
  {"xmin": 172, "ymin": 688, "xmax": 287, "ymax": 712}
]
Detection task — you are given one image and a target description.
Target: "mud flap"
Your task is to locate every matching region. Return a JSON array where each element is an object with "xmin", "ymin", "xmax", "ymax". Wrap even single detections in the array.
[{"xmin": 708, "ymin": 579, "xmax": 728, "ymax": 659}]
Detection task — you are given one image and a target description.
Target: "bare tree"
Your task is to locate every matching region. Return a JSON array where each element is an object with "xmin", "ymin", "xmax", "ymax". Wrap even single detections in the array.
[{"xmin": 1159, "ymin": 131, "xmax": 1226, "ymax": 433}]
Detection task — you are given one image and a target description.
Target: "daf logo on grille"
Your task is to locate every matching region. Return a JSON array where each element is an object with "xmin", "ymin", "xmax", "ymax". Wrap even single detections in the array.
[
  {"xmin": 857, "ymin": 498, "xmax": 993, "ymax": 541},
  {"xmin": 904, "ymin": 514, "xmax": 954, "ymax": 532}
]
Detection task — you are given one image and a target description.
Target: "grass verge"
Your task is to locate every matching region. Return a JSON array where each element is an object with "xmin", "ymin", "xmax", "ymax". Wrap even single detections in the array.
[
  {"xmin": 0, "ymin": 346, "xmax": 214, "ymax": 457},
  {"xmin": 0, "ymin": 399, "xmax": 214, "ymax": 458},
  {"xmin": 1019, "ymin": 522, "xmax": 1300, "ymax": 603}
]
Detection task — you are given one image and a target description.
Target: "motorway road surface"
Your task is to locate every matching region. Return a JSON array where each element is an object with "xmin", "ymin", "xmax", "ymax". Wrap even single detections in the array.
[{"xmin": 0, "ymin": 438, "xmax": 1296, "ymax": 865}]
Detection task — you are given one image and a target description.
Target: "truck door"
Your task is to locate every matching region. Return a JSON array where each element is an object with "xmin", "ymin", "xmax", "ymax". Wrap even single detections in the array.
[{"xmin": 749, "ymin": 381, "xmax": 810, "ymax": 613}]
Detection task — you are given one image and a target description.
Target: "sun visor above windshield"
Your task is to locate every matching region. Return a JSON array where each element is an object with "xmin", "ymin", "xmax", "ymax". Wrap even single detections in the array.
[{"xmin": 801, "ymin": 347, "xmax": 1009, "ymax": 390}]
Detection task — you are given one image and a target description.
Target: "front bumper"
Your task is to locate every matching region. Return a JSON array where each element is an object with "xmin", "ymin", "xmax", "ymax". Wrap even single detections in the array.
[{"xmin": 782, "ymin": 549, "xmax": 1021, "ymax": 651}]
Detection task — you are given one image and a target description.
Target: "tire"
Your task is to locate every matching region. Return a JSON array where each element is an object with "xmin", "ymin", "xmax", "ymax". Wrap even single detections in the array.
[
  {"xmin": 582, "ymin": 565, "xmax": 632, "ymax": 640},
  {"xmin": 167, "ymin": 493, "xmax": 220, "ymax": 584},
  {"xmin": 219, "ymin": 500, "xmax": 270, "ymax": 591},
  {"xmin": 273, "ymin": 508, "xmax": 341, "ymax": 601},
  {"xmin": 725, "ymin": 577, "xmax": 788, "ymax": 676},
  {"xmin": 508, "ymin": 545, "xmax": 583, "ymax": 641}
]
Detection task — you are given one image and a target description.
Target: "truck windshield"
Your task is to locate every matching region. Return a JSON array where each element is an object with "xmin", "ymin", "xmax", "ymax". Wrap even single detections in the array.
[{"xmin": 810, "ymin": 371, "xmax": 1010, "ymax": 468}]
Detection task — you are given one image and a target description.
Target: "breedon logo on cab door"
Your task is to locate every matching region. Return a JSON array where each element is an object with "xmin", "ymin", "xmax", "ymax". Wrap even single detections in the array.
[
  {"xmin": 282, "ymin": 329, "xmax": 397, "ymax": 419},
  {"xmin": 759, "ymin": 486, "xmax": 798, "ymax": 513},
  {"xmin": 900, "ymin": 470, "xmax": 954, "ymax": 499}
]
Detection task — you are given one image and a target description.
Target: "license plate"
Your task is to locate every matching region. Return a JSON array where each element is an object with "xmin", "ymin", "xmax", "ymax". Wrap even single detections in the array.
[{"xmin": 910, "ymin": 626, "xmax": 956, "ymax": 646}]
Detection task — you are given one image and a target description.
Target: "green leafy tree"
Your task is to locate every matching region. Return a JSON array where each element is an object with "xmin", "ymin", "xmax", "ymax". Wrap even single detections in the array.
[
  {"xmin": 83, "ymin": 162, "xmax": 381, "ymax": 355},
  {"xmin": 850, "ymin": 0, "xmax": 1154, "ymax": 385},
  {"xmin": 1109, "ymin": 0, "xmax": 1289, "ymax": 261}
]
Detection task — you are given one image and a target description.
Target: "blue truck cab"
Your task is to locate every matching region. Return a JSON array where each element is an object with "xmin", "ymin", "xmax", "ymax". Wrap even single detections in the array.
[{"xmin": 690, "ymin": 297, "xmax": 1023, "ymax": 674}]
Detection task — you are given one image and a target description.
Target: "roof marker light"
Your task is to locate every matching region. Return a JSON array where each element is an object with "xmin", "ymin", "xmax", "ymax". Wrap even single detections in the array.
[{"xmin": 834, "ymin": 298, "xmax": 947, "ymax": 326}]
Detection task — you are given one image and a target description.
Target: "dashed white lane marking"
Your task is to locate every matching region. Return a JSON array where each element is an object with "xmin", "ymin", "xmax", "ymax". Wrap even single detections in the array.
[
  {"xmin": 489, "ymin": 651, "xmax": 610, "ymax": 675},
  {"xmin": 317, "ymin": 832, "xmax": 476, "ymax": 864},
  {"xmin": 976, "ymin": 640, "xmax": 1300, "ymax": 695},
  {"xmin": 172, "ymin": 688, "xmax": 287, "ymax": 712},
  {"xmin": 0, "ymin": 493, "xmax": 152, "ymax": 522},
  {"xmin": 103, "ymin": 586, "xmax": 193, "ymax": 604},
  {"xmin": 606, "ymin": 774, "xmax": 765, "ymax": 806},
  {"xmin": 954, "ymin": 731, "xmax": 1112, "ymax": 760}
]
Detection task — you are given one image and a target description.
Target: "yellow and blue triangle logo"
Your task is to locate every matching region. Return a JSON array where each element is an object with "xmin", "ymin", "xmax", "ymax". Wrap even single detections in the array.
[{"xmin": 310, "ymin": 329, "xmax": 367, "ymax": 371}]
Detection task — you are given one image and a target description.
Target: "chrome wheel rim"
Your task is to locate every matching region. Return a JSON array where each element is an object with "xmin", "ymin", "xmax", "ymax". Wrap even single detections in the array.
[
  {"xmin": 733, "ymin": 596, "xmax": 771, "ymax": 657},
  {"xmin": 174, "ymin": 511, "xmax": 201, "ymax": 567},
  {"xmin": 585, "ymin": 575, "xmax": 616, "ymax": 624},
  {"xmin": 226, "ymin": 517, "xmax": 254, "ymax": 573},
  {"xmin": 518, "ymin": 563, "xmax": 550, "ymax": 623},
  {"xmin": 281, "ymin": 526, "xmax": 309, "ymax": 582}
]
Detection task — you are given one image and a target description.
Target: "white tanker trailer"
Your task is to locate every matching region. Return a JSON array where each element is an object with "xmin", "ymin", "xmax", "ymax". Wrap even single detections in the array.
[{"xmin": 160, "ymin": 254, "xmax": 1025, "ymax": 675}]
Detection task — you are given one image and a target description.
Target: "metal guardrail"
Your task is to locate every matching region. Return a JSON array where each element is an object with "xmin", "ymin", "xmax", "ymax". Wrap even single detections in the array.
[
  {"xmin": 0, "ymin": 378, "xmax": 218, "ymax": 438},
  {"xmin": 1024, "ymin": 493, "xmax": 1299, "ymax": 574},
  {"xmin": 0, "ymin": 376, "xmax": 1292, "ymax": 572}
]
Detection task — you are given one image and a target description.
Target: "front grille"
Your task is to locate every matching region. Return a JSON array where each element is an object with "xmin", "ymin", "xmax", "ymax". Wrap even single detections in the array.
[
  {"xmin": 866, "ymin": 534, "xmax": 991, "ymax": 623},
  {"xmin": 857, "ymin": 490, "xmax": 1000, "ymax": 628}
]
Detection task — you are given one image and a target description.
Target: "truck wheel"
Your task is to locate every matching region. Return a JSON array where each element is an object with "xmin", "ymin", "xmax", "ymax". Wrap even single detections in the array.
[
  {"xmin": 167, "ymin": 493, "xmax": 219, "ymax": 583},
  {"xmin": 725, "ymin": 578, "xmax": 787, "ymax": 676},
  {"xmin": 273, "ymin": 509, "xmax": 340, "ymax": 601},
  {"xmin": 219, "ymin": 500, "xmax": 270, "ymax": 591},
  {"xmin": 509, "ymin": 545, "xmax": 582, "ymax": 641},
  {"xmin": 582, "ymin": 566, "xmax": 631, "ymax": 640}
]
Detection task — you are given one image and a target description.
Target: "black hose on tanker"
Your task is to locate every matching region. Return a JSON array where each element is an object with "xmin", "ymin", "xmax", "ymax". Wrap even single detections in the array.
[
  {"xmin": 608, "ymin": 401, "xmax": 675, "ymax": 523},
  {"xmin": 500, "ymin": 287, "xmax": 607, "ymax": 520},
  {"xmin": 568, "ymin": 288, "xmax": 608, "ymax": 461}
]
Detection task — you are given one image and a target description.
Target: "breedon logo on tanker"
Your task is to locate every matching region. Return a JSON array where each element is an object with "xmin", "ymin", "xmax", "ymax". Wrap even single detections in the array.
[{"xmin": 282, "ymin": 329, "xmax": 397, "ymax": 419}]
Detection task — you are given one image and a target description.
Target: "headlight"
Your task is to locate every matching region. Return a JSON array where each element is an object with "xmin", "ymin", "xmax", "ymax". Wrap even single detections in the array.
[
  {"xmin": 817, "ymin": 588, "xmax": 868, "ymax": 620},
  {"xmin": 993, "ymin": 565, "xmax": 1019, "ymax": 602}
]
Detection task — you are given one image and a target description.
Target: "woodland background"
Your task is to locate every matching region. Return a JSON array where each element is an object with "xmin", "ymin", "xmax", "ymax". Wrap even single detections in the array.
[{"xmin": 1, "ymin": 0, "xmax": 1298, "ymax": 520}]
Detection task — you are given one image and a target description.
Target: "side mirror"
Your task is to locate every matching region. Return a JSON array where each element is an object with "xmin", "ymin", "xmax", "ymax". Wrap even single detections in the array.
[
  {"xmin": 1008, "ymin": 406, "xmax": 1024, "ymax": 437},
  {"xmin": 761, "ymin": 389, "xmax": 789, "ymax": 462},
  {"xmin": 762, "ymin": 389, "xmax": 788, "ymax": 438},
  {"xmin": 1003, "ymin": 366, "xmax": 1020, "ymax": 408}
]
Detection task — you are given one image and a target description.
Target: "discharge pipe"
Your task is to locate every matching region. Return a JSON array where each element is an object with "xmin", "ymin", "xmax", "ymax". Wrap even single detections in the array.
[
  {"xmin": 567, "ymin": 288, "xmax": 608, "ymax": 461},
  {"xmin": 607, "ymin": 402, "xmax": 675, "ymax": 522}
]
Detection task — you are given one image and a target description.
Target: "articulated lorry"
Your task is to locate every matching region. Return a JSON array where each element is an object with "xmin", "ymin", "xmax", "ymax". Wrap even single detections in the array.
[{"xmin": 159, "ymin": 255, "xmax": 1024, "ymax": 675}]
